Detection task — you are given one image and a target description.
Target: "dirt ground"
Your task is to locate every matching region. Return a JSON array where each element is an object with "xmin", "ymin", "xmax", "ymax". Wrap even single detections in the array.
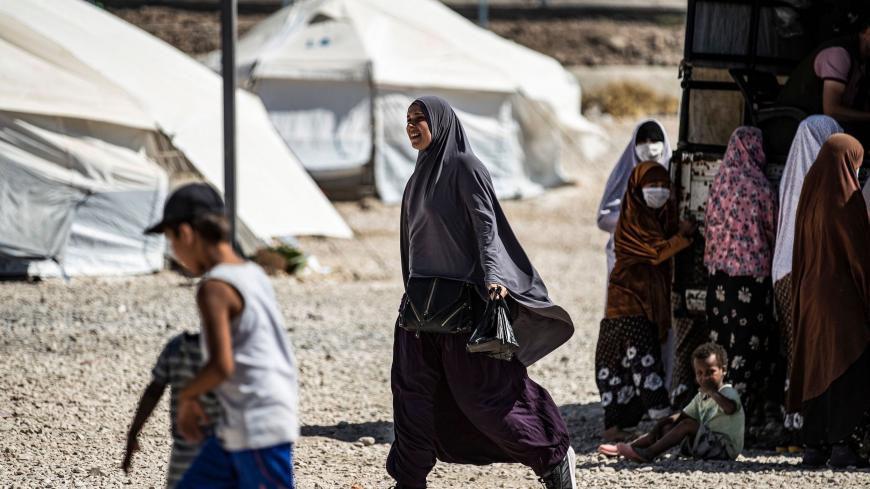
[
  {"xmin": 2, "ymin": 116, "xmax": 870, "ymax": 488},
  {"xmin": 108, "ymin": 6, "xmax": 684, "ymax": 66}
]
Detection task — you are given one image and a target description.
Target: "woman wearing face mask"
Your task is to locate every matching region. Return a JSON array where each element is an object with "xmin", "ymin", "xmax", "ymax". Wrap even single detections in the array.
[
  {"xmin": 389, "ymin": 97, "xmax": 577, "ymax": 489},
  {"xmin": 788, "ymin": 134, "xmax": 870, "ymax": 468},
  {"xmin": 703, "ymin": 127, "xmax": 778, "ymax": 446},
  {"xmin": 597, "ymin": 120, "xmax": 672, "ymax": 278},
  {"xmin": 595, "ymin": 161, "xmax": 696, "ymax": 442}
]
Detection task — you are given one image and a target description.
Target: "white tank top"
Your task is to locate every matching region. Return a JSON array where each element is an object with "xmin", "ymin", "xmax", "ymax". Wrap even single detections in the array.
[{"xmin": 200, "ymin": 262, "xmax": 299, "ymax": 450}]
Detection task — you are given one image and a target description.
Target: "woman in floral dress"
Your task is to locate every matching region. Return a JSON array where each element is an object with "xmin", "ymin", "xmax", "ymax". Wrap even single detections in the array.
[
  {"xmin": 596, "ymin": 161, "xmax": 696, "ymax": 442},
  {"xmin": 703, "ymin": 127, "xmax": 778, "ymax": 443}
]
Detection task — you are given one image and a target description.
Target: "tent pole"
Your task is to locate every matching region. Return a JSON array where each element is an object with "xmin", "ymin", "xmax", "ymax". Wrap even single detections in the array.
[
  {"xmin": 221, "ymin": 0, "xmax": 238, "ymax": 251},
  {"xmin": 478, "ymin": 0, "xmax": 489, "ymax": 28}
]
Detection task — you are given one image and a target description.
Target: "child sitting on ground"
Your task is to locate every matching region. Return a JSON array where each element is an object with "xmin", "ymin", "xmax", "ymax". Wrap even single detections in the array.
[
  {"xmin": 144, "ymin": 183, "xmax": 300, "ymax": 487},
  {"xmin": 122, "ymin": 331, "xmax": 221, "ymax": 488},
  {"xmin": 599, "ymin": 342, "xmax": 744, "ymax": 462}
]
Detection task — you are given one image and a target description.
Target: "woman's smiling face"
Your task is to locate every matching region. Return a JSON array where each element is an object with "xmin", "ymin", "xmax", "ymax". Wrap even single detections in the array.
[{"xmin": 406, "ymin": 103, "xmax": 432, "ymax": 151}]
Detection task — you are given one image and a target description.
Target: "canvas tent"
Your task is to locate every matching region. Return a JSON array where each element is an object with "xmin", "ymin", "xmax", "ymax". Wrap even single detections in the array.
[
  {"xmin": 207, "ymin": 0, "xmax": 607, "ymax": 202},
  {"xmin": 0, "ymin": 0, "xmax": 353, "ymax": 277},
  {"xmin": 0, "ymin": 34, "xmax": 168, "ymax": 277}
]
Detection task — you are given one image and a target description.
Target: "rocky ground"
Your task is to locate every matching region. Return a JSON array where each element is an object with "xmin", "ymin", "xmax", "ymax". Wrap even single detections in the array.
[
  {"xmin": 2, "ymin": 116, "xmax": 870, "ymax": 488},
  {"xmin": 107, "ymin": 6, "xmax": 684, "ymax": 66}
]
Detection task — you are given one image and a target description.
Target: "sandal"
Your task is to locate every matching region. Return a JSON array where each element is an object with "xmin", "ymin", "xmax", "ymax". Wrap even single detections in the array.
[{"xmin": 598, "ymin": 443, "xmax": 619, "ymax": 457}]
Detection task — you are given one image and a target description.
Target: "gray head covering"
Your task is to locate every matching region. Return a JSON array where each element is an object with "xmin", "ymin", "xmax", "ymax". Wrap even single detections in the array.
[
  {"xmin": 772, "ymin": 115, "xmax": 843, "ymax": 282},
  {"xmin": 400, "ymin": 96, "xmax": 573, "ymax": 365}
]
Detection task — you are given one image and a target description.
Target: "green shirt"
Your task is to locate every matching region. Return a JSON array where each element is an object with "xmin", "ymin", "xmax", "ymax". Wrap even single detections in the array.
[{"xmin": 683, "ymin": 384, "xmax": 744, "ymax": 458}]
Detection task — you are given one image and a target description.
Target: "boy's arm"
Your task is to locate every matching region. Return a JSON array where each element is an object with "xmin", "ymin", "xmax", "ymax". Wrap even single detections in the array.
[
  {"xmin": 707, "ymin": 390, "xmax": 738, "ymax": 415},
  {"xmin": 179, "ymin": 281, "xmax": 241, "ymax": 401},
  {"xmin": 122, "ymin": 381, "xmax": 166, "ymax": 473},
  {"xmin": 177, "ymin": 280, "xmax": 242, "ymax": 442},
  {"xmin": 700, "ymin": 382, "xmax": 738, "ymax": 415}
]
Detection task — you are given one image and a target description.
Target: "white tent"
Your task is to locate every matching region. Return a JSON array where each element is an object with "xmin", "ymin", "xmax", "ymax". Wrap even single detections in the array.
[
  {"xmin": 0, "ymin": 0, "xmax": 352, "ymax": 243},
  {"xmin": 0, "ymin": 113, "xmax": 169, "ymax": 278},
  {"xmin": 0, "ymin": 32, "xmax": 169, "ymax": 278},
  {"xmin": 207, "ymin": 0, "xmax": 607, "ymax": 203}
]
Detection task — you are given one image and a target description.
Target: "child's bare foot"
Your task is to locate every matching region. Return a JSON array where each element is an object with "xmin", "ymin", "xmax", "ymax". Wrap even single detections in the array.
[
  {"xmin": 598, "ymin": 443, "xmax": 619, "ymax": 457},
  {"xmin": 617, "ymin": 443, "xmax": 651, "ymax": 463},
  {"xmin": 602, "ymin": 426, "xmax": 635, "ymax": 442}
]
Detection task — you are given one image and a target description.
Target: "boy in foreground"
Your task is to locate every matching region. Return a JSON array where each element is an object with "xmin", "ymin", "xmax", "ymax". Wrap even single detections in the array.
[
  {"xmin": 599, "ymin": 342, "xmax": 744, "ymax": 462},
  {"xmin": 122, "ymin": 331, "xmax": 221, "ymax": 488},
  {"xmin": 145, "ymin": 183, "xmax": 299, "ymax": 488}
]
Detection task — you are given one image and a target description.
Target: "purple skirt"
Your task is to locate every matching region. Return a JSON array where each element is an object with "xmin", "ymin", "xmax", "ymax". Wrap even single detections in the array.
[{"xmin": 386, "ymin": 327, "xmax": 570, "ymax": 488}]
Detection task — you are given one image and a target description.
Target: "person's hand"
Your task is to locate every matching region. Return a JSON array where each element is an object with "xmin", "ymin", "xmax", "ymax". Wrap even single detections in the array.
[
  {"xmin": 488, "ymin": 284, "xmax": 508, "ymax": 299},
  {"xmin": 678, "ymin": 219, "xmax": 698, "ymax": 238},
  {"xmin": 177, "ymin": 398, "xmax": 209, "ymax": 443},
  {"xmin": 699, "ymin": 379, "xmax": 718, "ymax": 396},
  {"xmin": 121, "ymin": 433, "xmax": 139, "ymax": 474}
]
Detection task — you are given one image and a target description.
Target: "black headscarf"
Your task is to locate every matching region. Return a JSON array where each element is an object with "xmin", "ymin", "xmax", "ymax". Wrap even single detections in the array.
[
  {"xmin": 400, "ymin": 96, "xmax": 574, "ymax": 365},
  {"xmin": 635, "ymin": 121, "xmax": 665, "ymax": 143}
]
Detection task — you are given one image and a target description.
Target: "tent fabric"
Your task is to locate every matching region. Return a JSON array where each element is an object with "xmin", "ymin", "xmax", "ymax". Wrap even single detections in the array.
[
  {"xmin": 0, "ymin": 0, "xmax": 352, "ymax": 239},
  {"xmin": 0, "ymin": 112, "xmax": 167, "ymax": 277},
  {"xmin": 211, "ymin": 0, "xmax": 607, "ymax": 203},
  {"xmin": 0, "ymin": 37, "xmax": 154, "ymax": 131}
]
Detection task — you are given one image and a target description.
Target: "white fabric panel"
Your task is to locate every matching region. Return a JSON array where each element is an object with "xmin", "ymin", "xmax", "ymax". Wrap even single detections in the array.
[
  {"xmin": 0, "ymin": 145, "xmax": 84, "ymax": 258},
  {"xmin": 253, "ymin": 18, "xmax": 370, "ymax": 81},
  {"xmin": 0, "ymin": 0, "xmax": 352, "ymax": 239},
  {"xmin": 255, "ymin": 78, "xmax": 372, "ymax": 173},
  {"xmin": 0, "ymin": 37, "xmax": 153, "ymax": 130},
  {"xmin": 0, "ymin": 113, "xmax": 167, "ymax": 277},
  {"xmin": 374, "ymin": 90, "xmax": 544, "ymax": 203}
]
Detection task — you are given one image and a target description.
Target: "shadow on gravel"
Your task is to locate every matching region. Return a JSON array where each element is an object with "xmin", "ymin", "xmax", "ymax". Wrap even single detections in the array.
[
  {"xmin": 574, "ymin": 457, "xmax": 838, "ymax": 474},
  {"xmin": 301, "ymin": 420, "xmax": 395, "ymax": 445},
  {"xmin": 560, "ymin": 401, "xmax": 606, "ymax": 453}
]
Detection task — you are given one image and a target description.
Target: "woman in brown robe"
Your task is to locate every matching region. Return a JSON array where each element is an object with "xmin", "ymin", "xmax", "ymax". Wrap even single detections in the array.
[
  {"xmin": 596, "ymin": 161, "xmax": 696, "ymax": 441},
  {"xmin": 789, "ymin": 133, "xmax": 870, "ymax": 468}
]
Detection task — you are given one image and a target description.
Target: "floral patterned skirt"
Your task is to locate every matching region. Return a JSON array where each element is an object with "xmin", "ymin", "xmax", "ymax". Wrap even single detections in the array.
[
  {"xmin": 595, "ymin": 315, "xmax": 670, "ymax": 429},
  {"xmin": 774, "ymin": 274, "xmax": 802, "ymax": 434},
  {"xmin": 706, "ymin": 272, "xmax": 781, "ymax": 430}
]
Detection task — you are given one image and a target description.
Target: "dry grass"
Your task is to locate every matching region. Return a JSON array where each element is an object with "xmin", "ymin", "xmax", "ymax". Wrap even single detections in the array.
[{"xmin": 583, "ymin": 81, "xmax": 679, "ymax": 118}]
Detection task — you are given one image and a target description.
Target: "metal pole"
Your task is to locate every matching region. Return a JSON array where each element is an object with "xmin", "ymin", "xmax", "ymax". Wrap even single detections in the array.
[
  {"xmin": 221, "ymin": 0, "xmax": 238, "ymax": 250},
  {"xmin": 478, "ymin": 0, "xmax": 489, "ymax": 28}
]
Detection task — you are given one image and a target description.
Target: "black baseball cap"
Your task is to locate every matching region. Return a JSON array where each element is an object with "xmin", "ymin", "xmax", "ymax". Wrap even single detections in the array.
[{"xmin": 144, "ymin": 183, "xmax": 226, "ymax": 234}]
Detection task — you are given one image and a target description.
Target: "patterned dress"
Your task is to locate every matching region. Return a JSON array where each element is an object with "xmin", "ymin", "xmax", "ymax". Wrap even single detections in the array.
[
  {"xmin": 706, "ymin": 273, "xmax": 779, "ymax": 431},
  {"xmin": 702, "ymin": 127, "xmax": 781, "ymax": 443},
  {"xmin": 595, "ymin": 316, "xmax": 671, "ymax": 429}
]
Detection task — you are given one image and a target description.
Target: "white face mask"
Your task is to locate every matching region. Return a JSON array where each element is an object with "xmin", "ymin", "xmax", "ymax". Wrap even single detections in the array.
[
  {"xmin": 636, "ymin": 141, "xmax": 665, "ymax": 162},
  {"xmin": 642, "ymin": 187, "xmax": 670, "ymax": 209}
]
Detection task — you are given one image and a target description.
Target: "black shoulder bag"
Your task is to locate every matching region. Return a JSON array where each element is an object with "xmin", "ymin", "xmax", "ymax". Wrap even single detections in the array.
[{"xmin": 398, "ymin": 277, "xmax": 476, "ymax": 336}]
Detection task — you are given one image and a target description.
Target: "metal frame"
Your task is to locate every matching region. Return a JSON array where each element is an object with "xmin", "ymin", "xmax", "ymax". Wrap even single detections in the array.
[{"xmin": 677, "ymin": 0, "xmax": 807, "ymax": 152}]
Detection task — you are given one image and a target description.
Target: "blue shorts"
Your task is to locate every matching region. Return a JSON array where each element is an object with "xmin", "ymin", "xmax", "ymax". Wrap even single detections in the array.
[{"xmin": 175, "ymin": 437, "xmax": 296, "ymax": 489}]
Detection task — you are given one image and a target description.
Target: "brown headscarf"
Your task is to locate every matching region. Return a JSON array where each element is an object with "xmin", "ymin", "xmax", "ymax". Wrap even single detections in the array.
[
  {"xmin": 788, "ymin": 134, "xmax": 870, "ymax": 410},
  {"xmin": 606, "ymin": 161, "xmax": 690, "ymax": 339}
]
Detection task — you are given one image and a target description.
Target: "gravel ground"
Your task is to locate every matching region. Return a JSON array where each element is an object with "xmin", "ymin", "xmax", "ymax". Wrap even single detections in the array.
[{"xmin": 3, "ymin": 117, "xmax": 870, "ymax": 488}]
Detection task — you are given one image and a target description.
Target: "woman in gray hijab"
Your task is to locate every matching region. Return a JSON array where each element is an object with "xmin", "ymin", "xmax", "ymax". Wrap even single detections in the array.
[{"xmin": 386, "ymin": 96, "xmax": 576, "ymax": 489}]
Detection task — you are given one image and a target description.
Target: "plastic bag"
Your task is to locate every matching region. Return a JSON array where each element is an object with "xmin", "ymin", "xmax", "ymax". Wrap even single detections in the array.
[{"xmin": 466, "ymin": 289, "xmax": 520, "ymax": 360}]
